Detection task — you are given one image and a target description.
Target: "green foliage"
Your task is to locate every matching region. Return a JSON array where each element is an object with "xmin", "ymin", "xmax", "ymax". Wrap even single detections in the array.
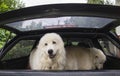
[
  {"xmin": 0, "ymin": 0, "xmax": 24, "ymax": 48},
  {"xmin": 0, "ymin": 28, "xmax": 10, "ymax": 48},
  {"xmin": 0, "ymin": 28, "xmax": 16, "ymax": 48},
  {"xmin": 88, "ymin": 0, "xmax": 104, "ymax": 4},
  {"xmin": 87, "ymin": 0, "xmax": 113, "ymax": 5},
  {"xmin": 0, "ymin": 0, "xmax": 25, "ymax": 13}
]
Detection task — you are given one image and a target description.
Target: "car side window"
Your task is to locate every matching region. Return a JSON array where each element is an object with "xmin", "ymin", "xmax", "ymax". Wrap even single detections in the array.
[
  {"xmin": 98, "ymin": 38, "xmax": 120, "ymax": 58},
  {"xmin": 2, "ymin": 40, "xmax": 35, "ymax": 60},
  {"xmin": 115, "ymin": 26, "xmax": 120, "ymax": 39}
]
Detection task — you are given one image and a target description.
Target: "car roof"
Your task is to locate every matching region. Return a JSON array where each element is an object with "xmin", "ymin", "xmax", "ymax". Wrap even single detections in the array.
[{"xmin": 0, "ymin": 3, "xmax": 120, "ymax": 34}]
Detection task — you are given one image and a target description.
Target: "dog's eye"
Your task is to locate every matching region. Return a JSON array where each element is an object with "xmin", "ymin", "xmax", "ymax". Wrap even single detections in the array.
[
  {"xmin": 53, "ymin": 41, "xmax": 56, "ymax": 44},
  {"xmin": 45, "ymin": 43, "xmax": 48, "ymax": 46}
]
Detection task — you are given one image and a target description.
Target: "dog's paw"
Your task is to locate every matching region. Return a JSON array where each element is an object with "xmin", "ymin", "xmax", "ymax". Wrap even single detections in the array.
[
  {"xmin": 51, "ymin": 64, "xmax": 64, "ymax": 70},
  {"xmin": 40, "ymin": 66, "xmax": 50, "ymax": 70}
]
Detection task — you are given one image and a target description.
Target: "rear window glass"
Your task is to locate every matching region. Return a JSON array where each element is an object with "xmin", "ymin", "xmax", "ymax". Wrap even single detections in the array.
[{"xmin": 5, "ymin": 16, "xmax": 115, "ymax": 31}]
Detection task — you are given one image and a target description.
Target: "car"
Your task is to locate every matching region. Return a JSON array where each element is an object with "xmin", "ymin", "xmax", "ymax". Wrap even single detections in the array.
[{"xmin": 0, "ymin": 3, "xmax": 120, "ymax": 76}]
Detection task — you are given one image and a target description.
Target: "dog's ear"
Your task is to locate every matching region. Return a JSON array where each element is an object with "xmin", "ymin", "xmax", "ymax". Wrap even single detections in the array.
[{"xmin": 94, "ymin": 54, "xmax": 99, "ymax": 64}]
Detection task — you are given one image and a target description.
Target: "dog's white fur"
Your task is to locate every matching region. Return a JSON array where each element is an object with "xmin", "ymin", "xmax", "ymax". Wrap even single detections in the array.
[
  {"xmin": 29, "ymin": 33, "xmax": 106, "ymax": 70},
  {"xmin": 29, "ymin": 33, "xmax": 66, "ymax": 70},
  {"xmin": 65, "ymin": 47, "xmax": 106, "ymax": 70}
]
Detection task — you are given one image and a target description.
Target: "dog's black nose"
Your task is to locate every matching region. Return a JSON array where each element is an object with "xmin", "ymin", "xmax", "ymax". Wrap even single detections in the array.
[{"xmin": 48, "ymin": 49, "xmax": 53, "ymax": 55}]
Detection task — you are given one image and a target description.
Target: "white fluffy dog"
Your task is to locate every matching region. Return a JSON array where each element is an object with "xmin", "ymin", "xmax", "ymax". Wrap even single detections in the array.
[
  {"xmin": 29, "ymin": 33, "xmax": 106, "ymax": 70},
  {"xmin": 29, "ymin": 33, "xmax": 66, "ymax": 70},
  {"xmin": 65, "ymin": 47, "xmax": 106, "ymax": 70}
]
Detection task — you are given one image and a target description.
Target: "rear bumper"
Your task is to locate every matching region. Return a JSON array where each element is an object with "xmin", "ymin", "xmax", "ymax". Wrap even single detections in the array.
[{"xmin": 0, "ymin": 70, "xmax": 119, "ymax": 76}]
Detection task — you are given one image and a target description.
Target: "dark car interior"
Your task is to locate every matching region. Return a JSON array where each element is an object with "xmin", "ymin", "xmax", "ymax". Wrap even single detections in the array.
[{"xmin": 0, "ymin": 33, "xmax": 120, "ymax": 70}]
